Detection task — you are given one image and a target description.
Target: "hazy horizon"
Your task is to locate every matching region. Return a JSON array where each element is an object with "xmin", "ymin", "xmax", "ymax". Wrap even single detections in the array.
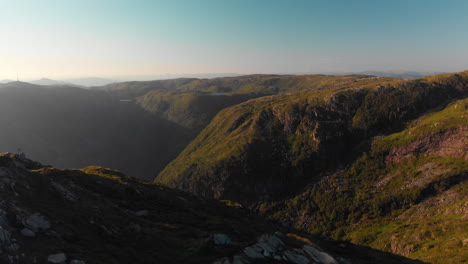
[{"xmin": 1, "ymin": 0, "xmax": 467, "ymax": 80}]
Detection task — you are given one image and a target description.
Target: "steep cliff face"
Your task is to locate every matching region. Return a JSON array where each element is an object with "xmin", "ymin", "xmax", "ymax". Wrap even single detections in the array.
[
  {"xmin": 260, "ymin": 98, "xmax": 468, "ymax": 264},
  {"xmin": 352, "ymin": 71, "xmax": 468, "ymax": 134},
  {"xmin": 155, "ymin": 72, "xmax": 467, "ymax": 206},
  {"xmin": 0, "ymin": 153, "xmax": 422, "ymax": 264},
  {"xmin": 156, "ymin": 88, "xmax": 370, "ymax": 204}
]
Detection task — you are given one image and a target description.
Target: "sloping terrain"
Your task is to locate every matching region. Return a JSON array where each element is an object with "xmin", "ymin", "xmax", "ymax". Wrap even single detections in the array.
[
  {"xmin": 0, "ymin": 153, "xmax": 422, "ymax": 264},
  {"xmin": 138, "ymin": 91, "xmax": 264, "ymax": 130},
  {"xmin": 0, "ymin": 82, "xmax": 193, "ymax": 180}
]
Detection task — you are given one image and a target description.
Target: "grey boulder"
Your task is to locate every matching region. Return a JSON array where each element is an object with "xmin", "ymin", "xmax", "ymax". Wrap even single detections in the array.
[
  {"xmin": 20, "ymin": 228, "xmax": 36, "ymax": 237},
  {"xmin": 26, "ymin": 214, "xmax": 50, "ymax": 231},
  {"xmin": 213, "ymin": 234, "xmax": 233, "ymax": 245},
  {"xmin": 47, "ymin": 253, "xmax": 67, "ymax": 263}
]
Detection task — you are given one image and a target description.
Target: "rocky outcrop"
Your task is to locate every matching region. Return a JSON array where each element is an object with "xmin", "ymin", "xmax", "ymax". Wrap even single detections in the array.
[
  {"xmin": 212, "ymin": 232, "xmax": 340, "ymax": 264},
  {"xmin": 213, "ymin": 234, "xmax": 233, "ymax": 245},
  {"xmin": 213, "ymin": 232, "xmax": 422, "ymax": 264},
  {"xmin": 47, "ymin": 253, "xmax": 67, "ymax": 263},
  {"xmin": 386, "ymin": 127, "xmax": 468, "ymax": 162}
]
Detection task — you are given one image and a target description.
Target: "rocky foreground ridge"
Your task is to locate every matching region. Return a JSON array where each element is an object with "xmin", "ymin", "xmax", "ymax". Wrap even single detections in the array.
[{"xmin": 0, "ymin": 153, "xmax": 423, "ymax": 264}]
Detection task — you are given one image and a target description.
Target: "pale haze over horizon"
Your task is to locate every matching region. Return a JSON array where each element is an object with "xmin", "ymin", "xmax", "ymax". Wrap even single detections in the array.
[{"xmin": 1, "ymin": 0, "xmax": 467, "ymax": 80}]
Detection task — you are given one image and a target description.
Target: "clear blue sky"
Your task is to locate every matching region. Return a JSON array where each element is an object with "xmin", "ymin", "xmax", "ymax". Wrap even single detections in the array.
[{"xmin": 1, "ymin": 0, "xmax": 467, "ymax": 79}]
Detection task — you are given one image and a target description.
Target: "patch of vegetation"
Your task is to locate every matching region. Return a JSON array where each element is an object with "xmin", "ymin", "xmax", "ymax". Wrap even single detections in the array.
[{"xmin": 372, "ymin": 98, "xmax": 468, "ymax": 154}]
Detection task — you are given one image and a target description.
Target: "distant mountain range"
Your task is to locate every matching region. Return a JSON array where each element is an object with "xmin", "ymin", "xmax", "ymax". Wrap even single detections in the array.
[
  {"xmin": 28, "ymin": 78, "xmax": 81, "ymax": 87},
  {"xmin": 0, "ymin": 78, "xmax": 115, "ymax": 87},
  {"xmin": 287, "ymin": 71, "xmax": 447, "ymax": 79},
  {"xmin": 0, "ymin": 71, "xmax": 446, "ymax": 87},
  {"xmin": 355, "ymin": 71, "xmax": 447, "ymax": 79},
  {"xmin": 193, "ymin": 71, "xmax": 448, "ymax": 80},
  {"xmin": 63, "ymin": 77, "xmax": 116, "ymax": 87}
]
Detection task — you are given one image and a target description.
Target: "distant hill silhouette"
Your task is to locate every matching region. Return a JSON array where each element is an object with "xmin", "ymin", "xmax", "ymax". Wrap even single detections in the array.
[{"xmin": 29, "ymin": 78, "xmax": 81, "ymax": 87}]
